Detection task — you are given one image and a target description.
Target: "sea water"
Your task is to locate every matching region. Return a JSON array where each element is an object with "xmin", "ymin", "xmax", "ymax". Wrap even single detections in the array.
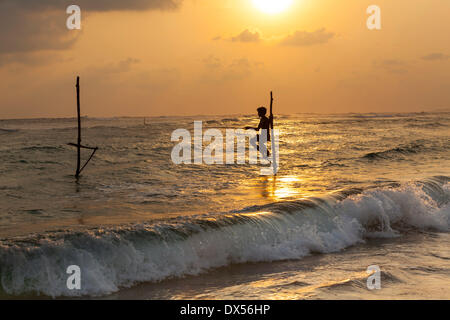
[{"xmin": 0, "ymin": 112, "xmax": 449, "ymax": 298}]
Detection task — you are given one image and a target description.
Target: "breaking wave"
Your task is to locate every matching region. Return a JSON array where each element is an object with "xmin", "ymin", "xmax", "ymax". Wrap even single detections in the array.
[{"xmin": 0, "ymin": 177, "xmax": 449, "ymax": 298}]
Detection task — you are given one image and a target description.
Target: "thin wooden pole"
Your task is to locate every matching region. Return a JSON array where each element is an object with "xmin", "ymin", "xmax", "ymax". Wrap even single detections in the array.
[
  {"xmin": 270, "ymin": 91, "xmax": 274, "ymax": 129},
  {"xmin": 68, "ymin": 76, "xmax": 98, "ymax": 178},
  {"xmin": 76, "ymin": 76, "xmax": 81, "ymax": 178},
  {"xmin": 270, "ymin": 91, "xmax": 277, "ymax": 175}
]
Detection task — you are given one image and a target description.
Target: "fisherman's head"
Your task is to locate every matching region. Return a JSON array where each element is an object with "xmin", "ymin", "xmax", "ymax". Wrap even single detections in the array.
[{"xmin": 257, "ymin": 107, "xmax": 267, "ymax": 117}]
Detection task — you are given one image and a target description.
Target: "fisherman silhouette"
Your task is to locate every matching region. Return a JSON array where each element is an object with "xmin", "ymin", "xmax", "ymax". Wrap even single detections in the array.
[{"xmin": 245, "ymin": 106, "xmax": 271, "ymax": 157}]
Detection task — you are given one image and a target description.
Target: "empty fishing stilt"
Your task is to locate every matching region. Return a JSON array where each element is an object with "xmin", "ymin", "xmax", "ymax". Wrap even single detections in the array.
[{"xmin": 68, "ymin": 76, "xmax": 98, "ymax": 178}]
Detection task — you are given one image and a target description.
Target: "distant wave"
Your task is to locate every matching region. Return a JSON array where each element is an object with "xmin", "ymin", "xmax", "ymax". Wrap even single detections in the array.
[
  {"xmin": 0, "ymin": 128, "xmax": 19, "ymax": 134},
  {"xmin": 405, "ymin": 122, "xmax": 448, "ymax": 129},
  {"xmin": 20, "ymin": 146, "xmax": 65, "ymax": 152},
  {"xmin": 0, "ymin": 176, "xmax": 448, "ymax": 298},
  {"xmin": 205, "ymin": 120, "xmax": 220, "ymax": 124},
  {"xmin": 221, "ymin": 118, "xmax": 240, "ymax": 122},
  {"xmin": 363, "ymin": 142, "xmax": 424, "ymax": 160},
  {"xmin": 348, "ymin": 113, "xmax": 400, "ymax": 119}
]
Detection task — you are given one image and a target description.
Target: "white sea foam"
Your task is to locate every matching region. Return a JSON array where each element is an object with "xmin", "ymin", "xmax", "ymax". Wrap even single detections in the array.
[{"xmin": 0, "ymin": 180, "xmax": 448, "ymax": 297}]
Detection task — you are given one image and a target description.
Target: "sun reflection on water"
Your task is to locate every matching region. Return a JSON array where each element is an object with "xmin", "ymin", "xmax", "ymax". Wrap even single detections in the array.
[{"xmin": 258, "ymin": 175, "xmax": 314, "ymax": 201}]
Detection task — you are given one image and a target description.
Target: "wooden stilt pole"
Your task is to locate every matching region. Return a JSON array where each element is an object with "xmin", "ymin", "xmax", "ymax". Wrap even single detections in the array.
[
  {"xmin": 270, "ymin": 91, "xmax": 277, "ymax": 175},
  {"xmin": 270, "ymin": 91, "xmax": 273, "ymax": 129},
  {"xmin": 76, "ymin": 76, "xmax": 81, "ymax": 178},
  {"xmin": 68, "ymin": 76, "xmax": 98, "ymax": 178}
]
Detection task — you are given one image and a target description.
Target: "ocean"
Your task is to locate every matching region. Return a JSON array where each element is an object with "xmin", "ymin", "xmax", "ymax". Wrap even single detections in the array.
[{"xmin": 0, "ymin": 112, "xmax": 449, "ymax": 299}]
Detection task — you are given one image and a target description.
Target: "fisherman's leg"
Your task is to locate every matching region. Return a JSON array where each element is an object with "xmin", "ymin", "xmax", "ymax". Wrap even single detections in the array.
[
  {"xmin": 249, "ymin": 133, "xmax": 260, "ymax": 151},
  {"xmin": 259, "ymin": 130, "xmax": 270, "ymax": 159}
]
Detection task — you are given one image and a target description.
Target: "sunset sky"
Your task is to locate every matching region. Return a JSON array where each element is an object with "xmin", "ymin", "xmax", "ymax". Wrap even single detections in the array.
[{"xmin": 0, "ymin": 0, "xmax": 449, "ymax": 118}]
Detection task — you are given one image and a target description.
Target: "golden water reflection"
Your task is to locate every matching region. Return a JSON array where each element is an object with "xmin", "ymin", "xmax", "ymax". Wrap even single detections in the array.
[{"xmin": 258, "ymin": 175, "xmax": 315, "ymax": 201}]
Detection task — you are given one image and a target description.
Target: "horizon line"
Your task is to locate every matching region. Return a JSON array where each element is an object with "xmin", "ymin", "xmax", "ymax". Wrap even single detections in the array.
[{"xmin": 1, "ymin": 110, "xmax": 450, "ymax": 121}]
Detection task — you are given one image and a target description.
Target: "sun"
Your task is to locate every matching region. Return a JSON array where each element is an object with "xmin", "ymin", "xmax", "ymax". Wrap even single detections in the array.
[{"xmin": 252, "ymin": 0, "xmax": 293, "ymax": 14}]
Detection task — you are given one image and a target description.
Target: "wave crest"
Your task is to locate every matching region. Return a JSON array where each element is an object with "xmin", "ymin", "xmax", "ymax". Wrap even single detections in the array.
[{"xmin": 0, "ymin": 177, "xmax": 449, "ymax": 297}]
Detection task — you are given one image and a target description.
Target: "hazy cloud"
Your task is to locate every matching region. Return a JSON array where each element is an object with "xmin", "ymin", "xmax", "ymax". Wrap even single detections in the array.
[
  {"xmin": 374, "ymin": 59, "xmax": 408, "ymax": 74},
  {"xmin": 421, "ymin": 53, "xmax": 450, "ymax": 61},
  {"xmin": 0, "ymin": 0, "xmax": 182, "ymax": 63},
  {"xmin": 91, "ymin": 58, "xmax": 141, "ymax": 75},
  {"xmin": 203, "ymin": 55, "xmax": 223, "ymax": 69},
  {"xmin": 81, "ymin": 58, "xmax": 180, "ymax": 95},
  {"xmin": 231, "ymin": 29, "xmax": 261, "ymax": 43},
  {"xmin": 0, "ymin": 0, "xmax": 182, "ymax": 12},
  {"xmin": 202, "ymin": 55, "xmax": 262, "ymax": 82},
  {"xmin": 0, "ymin": 52, "xmax": 72, "ymax": 68},
  {"xmin": 132, "ymin": 67, "xmax": 180, "ymax": 90},
  {"xmin": 0, "ymin": 6, "xmax": 79, "ymax": 56},
  {"xmin": 280, "ymin": 29, "xmax": 335, "ymax": 46}
]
